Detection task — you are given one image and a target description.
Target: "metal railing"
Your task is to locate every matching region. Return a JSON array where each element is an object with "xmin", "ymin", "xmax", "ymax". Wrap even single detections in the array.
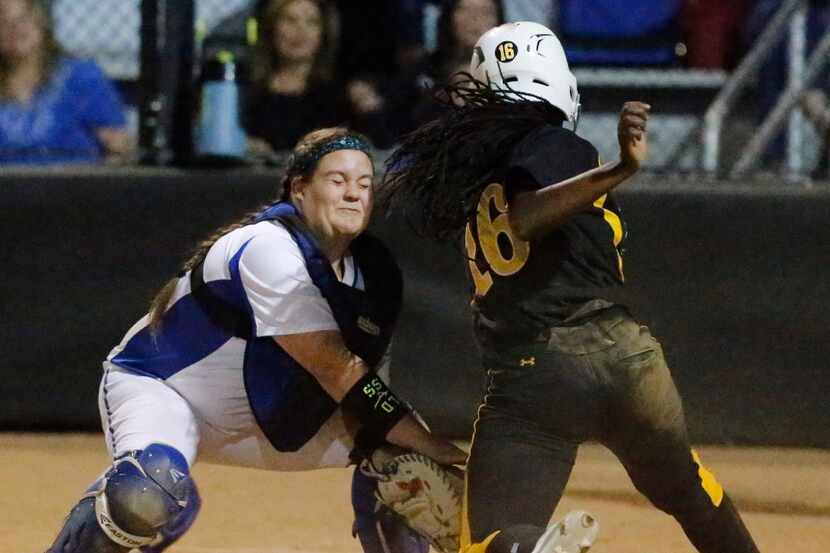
[
  {"xmin": 699, "ymin": 0, "xmax": 827, "ymax": 178},
  {"xmin": 731, "ymin": 26, "xmax": 830, "ymax": 177},
  {"xmin": 573, "ymin": 68, "xmax": 726, "ymax": 89},
  {"xmin": 47, "ymin": 0, "xmax": 251, "ymax": 80}
]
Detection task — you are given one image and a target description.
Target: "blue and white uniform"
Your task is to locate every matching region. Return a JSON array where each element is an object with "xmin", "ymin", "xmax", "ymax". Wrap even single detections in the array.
[{"xmin": 100, "ymin": 202, "xmax": 398, "ymax": 471}]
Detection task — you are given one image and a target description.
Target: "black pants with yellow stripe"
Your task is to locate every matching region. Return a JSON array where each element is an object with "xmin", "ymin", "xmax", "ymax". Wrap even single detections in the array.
[{"xmin": 461, "ymin": 305, "xmax": 760, "ymax": 553}]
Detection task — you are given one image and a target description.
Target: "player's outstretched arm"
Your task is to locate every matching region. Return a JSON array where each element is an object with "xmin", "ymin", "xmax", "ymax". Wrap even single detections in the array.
[
  {"xmin": 509, "ymin": 101, "xmax": 651, "ymax": 241},
  {"xmin": 274, "ymin": 331, "xmax": 467, "ymax": 466}
]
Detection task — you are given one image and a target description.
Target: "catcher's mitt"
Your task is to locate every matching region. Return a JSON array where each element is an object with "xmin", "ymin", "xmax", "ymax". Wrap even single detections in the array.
[{"xmin": 360, "ymin": 447, "xmax": 464, "ymax": 553}]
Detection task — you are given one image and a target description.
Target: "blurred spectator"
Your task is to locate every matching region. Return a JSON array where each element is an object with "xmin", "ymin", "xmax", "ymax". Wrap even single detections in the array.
[
  {"xmin": 392, "ymin": 0, "xmax": 433, "ymax": 69},
  {"xmin": 680, "ymin": 0, "xmax": 750, "ymax": 69},
  {"xmin": 245, "ymin": 0, "xmax": 394, "ymax": 155},
  {"xmin": 399, "ymin": 0, "xmax": 503, "ymax": 131},
  {"xmin": 437, "ymin": 0, "xmax": 503, "ymax": 74},
  {"xmin": 0, "ymin": 0, "xmax": 130, "ymax": 165}
]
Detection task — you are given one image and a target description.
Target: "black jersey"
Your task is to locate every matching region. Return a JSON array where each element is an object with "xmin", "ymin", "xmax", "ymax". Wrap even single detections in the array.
[{"xmin": 465, "ymin": 124, "xmax": 627, "ymax": 346}]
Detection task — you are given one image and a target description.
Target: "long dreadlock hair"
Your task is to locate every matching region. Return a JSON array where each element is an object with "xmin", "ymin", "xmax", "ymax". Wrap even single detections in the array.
[{"xmin": 380, "ymin": 73, "xmax": 568, "ymax": 242}]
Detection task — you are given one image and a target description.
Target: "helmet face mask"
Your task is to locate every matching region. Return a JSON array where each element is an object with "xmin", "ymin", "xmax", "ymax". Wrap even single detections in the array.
[{"xmin": 470, "ymin": 21, "xmax": 581, "ymax": 125}]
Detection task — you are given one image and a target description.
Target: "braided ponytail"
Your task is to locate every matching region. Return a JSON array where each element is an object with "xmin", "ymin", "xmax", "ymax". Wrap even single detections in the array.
[
  {"xmin": 147, "ymin": 207, "xmax": 267, "ymax": 332},
  {"xmin": 380, "ymin": 73, "xmax": 566, "ymax": 241}
]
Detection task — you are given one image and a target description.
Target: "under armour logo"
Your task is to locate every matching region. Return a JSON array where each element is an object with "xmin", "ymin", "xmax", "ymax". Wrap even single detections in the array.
[{"xmin": 519, "ymin": 357, "xmax": 535, "ymax": 367}]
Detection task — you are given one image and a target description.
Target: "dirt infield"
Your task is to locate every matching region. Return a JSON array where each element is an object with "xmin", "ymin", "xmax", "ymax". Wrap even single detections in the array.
[{"xmin": 3, "ymin": 433, "xmax": 828, "ymax": 553}]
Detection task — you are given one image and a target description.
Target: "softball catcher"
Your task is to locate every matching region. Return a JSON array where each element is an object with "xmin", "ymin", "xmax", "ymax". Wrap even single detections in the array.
[{"xmin": 43, "ymin": 128, "xmax": 466, "ymax": 553}]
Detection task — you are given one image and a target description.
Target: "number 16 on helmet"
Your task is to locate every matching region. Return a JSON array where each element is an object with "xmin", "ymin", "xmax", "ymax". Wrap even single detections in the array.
[{"xmin": 469, "ymin": 21, "xmax": 581, "ymax": 125}]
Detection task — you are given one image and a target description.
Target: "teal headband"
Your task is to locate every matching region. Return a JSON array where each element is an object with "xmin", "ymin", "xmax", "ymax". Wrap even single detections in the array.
[{"xmin": 292, "ymin": 135, "xmax": 373, "ymax": 173}]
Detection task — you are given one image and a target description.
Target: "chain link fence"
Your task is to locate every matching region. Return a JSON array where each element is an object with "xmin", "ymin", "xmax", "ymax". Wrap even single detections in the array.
[
  {"xmin": 41, "ymin": 0, "xmax": 828, "ymax": 177},
  {"xmin": 49, "ymin": 0, "xmax": 251, "ymax": 80},
  {"xmin": 47, "ymin": 0, "xmax": 253, "ymax": 149},
  {"xmin": 51, "ymin": 0, "xmax": 139, "ymax": 79}
]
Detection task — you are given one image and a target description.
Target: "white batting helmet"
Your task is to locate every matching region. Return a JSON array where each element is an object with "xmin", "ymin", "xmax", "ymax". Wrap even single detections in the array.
[{"xmin": 469, "ymin": 21, "xmax": 580, "ymax": 124}]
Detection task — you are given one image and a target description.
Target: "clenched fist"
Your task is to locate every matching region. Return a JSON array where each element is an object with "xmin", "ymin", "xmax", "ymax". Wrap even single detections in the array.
[{"xmin": 618, "ymin": 101, "xmax": 651, "ymax": 169}]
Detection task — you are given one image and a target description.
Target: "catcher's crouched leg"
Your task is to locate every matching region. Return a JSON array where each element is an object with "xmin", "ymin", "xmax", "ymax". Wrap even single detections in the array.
[
  {"xmin": 45, "ymin": 444, "xmax": 200, "ymax": 553},
  {"xmin": 353, "ymin": 447, "xmax": 464, "ymax": 553}
]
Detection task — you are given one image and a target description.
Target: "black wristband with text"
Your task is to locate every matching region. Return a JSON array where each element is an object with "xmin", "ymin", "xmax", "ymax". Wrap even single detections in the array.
[{"xmin": 341, "ymin": 373, "xmax": 410, "ymax": 447}]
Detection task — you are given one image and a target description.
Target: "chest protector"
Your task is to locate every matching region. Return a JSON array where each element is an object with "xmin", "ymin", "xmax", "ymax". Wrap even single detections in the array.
[{"xmin": 189, "ymin": 202, "xmax": 403, "ymax": 451}]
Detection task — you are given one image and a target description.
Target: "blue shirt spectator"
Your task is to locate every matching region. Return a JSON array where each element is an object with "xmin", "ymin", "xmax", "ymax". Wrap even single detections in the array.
[
  {"xmin": 0, "ymin": 0, "xmax": 129, "ymax": 165},
  {"xmin": 0, "ymin": 57, "xmax": 127, "ymax": 164}
]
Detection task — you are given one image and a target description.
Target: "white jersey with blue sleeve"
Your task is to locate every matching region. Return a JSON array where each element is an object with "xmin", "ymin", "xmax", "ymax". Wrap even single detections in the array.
[{"xmin": 100, "ymin": 219, "xmax": 366, "ymax": 470}]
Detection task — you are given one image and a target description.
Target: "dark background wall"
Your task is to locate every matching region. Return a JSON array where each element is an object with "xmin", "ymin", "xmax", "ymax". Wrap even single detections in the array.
[{"xmin": 1, "ymin": 169, "xmax": 828, "ymax": 447}]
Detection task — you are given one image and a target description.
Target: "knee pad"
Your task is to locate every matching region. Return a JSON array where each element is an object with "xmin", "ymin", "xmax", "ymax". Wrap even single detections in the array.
[
  {"xmin": 95, "ymin": 443, "xmax": 198, "ymax": 550},
  {"xmin": 351, "ymin": 466, "xmax": 430, "ymax": 553}
]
